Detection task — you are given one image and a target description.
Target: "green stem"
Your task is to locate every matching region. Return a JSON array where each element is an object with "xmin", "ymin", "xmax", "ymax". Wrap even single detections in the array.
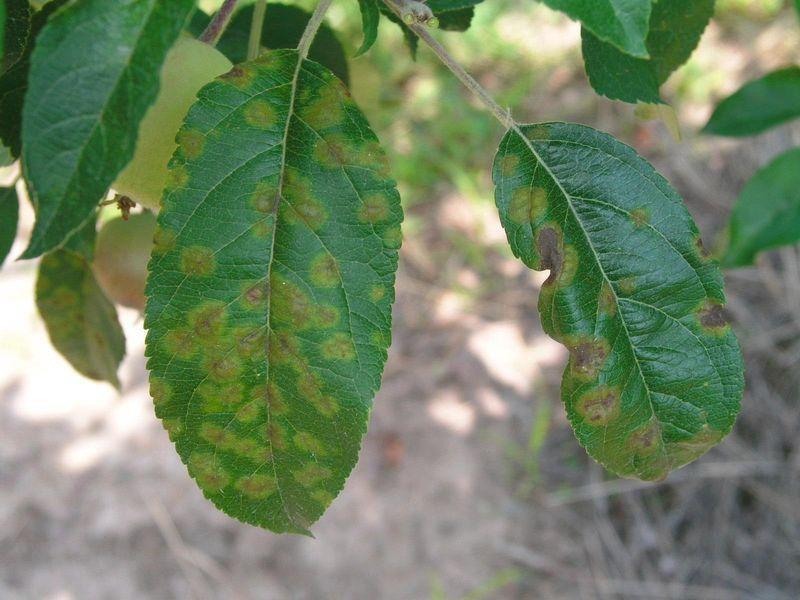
[
  {"xmin": 382, "ymin": 0, "xmax": 516, "ymax": 131},
  {"xmin": 248, "ymin": 0, "xmax": 267, "ymax": 60},
  {"xmin": 199, "ymin": 0, "xmax": 239, "ymax": 46},
  {"xmin": 297, "ymin": 0, "xmax": 334, "ymax": 60}
]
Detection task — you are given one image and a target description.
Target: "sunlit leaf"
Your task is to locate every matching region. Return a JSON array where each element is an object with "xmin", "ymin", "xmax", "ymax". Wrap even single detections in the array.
[
  {"xmin": 356, "ymin": 0, "xmax": 380, "ymax": 56},
  {"xmin": 582, "ymin": 0, "xmax": 714, "ymax": 104},
  {"xmin": 20, "ymin": 0, "xmax": 195, "ymax": 259},
  {"xmin": 36, "ymin": 218, "xmax": 125, "ymax": 388},
  {"xmin": 703, "ymin": 67, "xmax": 800, "ymax": 137},
  {"xmin": 538, "ymin": 0, "xmax": 653, "ymax": 58},
  {"xmin": 493, "ymin": 122, "xmax": 743, "ymax": 481},
  {"xmin": 0, "ymin": 185, "xmax": 19, "ymax": 268},
  {"xmin": 145, "ymin": 50, "xmax": 402, "ymax": 533},
  {"xmin": 721, "ymin": 148, "xmax": 800, "ymax": 268},
  {"xmin": 188, "ymin": 3, "xmax": 350, "ymax": 85}
]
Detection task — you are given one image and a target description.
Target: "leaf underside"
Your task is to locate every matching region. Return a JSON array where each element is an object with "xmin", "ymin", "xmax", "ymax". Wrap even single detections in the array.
[
  {"xmin": 144, "ymin": 50, "xmax": 402, "ymax": 534},
  {"xmin": 582, "ymin": 0, "xmax": 714, "ymax": 104},
  {"xmin": 540, "ymin": 0, "xmax": 652, "ymax": 58},
  {"xmin": 493, "ymin": 122, "xmax": 743, "ymax": 481},
  {"xmin": 722, "ymin": 148, "xmax": 800, "ymax": 268},
  {"xmin": 21, "ymin": 0, "xmax": 195, "ymax": 258},
  {"xmin": 704, "ymin": 67, "xmax": 800, "ymax": 137},
  {"xmin": 36, "ymin": 222, "xmax": 125, "ymax": 388}
]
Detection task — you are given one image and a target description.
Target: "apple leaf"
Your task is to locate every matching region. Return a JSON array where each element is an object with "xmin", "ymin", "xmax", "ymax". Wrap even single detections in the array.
[
  {"xmin": 582, "ymin": 0, "xmax": 714, "ymax": 104},
  {"xmin": 20, "ymin": 0, "xmax": 195, "ymax": 259},
  {"xmin": 2, "ymin": 0, "xmax": 30, "ymax": 73},
  {"xmin": 144, "ymin": 50, "xmax": 402, "ymax": 534},
  {"xmin": 721, "ymin": 148, "xmax": 800, "ymax": 268},
  {"xmin": 0, "ymin": 185, "xmax": 19, "ymax": 268},
  {"xmin": 0, "ymin": 0, "xmax": 68, "ymax": 158},
  {"xmin": 704, "ymin": 67, "xmax": 800, "ymax": 137},
  {"xmin": 36, "ymin": 218, "xmax": 125, "ymax": 388},
  {"xmin": 356, "ymin": 0, "xmax": 380, "ymax": 56},
  {"xmin": 493, "ymin": 122, "xmax": 743, "ymax": 481},
  {"xmin": 538, "ymin": 0, "xmax": 653, "ymax": 58}
]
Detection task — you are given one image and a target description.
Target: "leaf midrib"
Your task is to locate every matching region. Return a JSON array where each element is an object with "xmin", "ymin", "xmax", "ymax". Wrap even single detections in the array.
[{"xmin": 511, "ymin": 125, "xmax": 669, "ymax": 461}]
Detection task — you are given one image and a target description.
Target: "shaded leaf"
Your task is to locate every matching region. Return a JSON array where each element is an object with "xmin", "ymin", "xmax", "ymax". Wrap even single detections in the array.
[
  {"xmin": 36, "ymin": 219, "xmax": 125, "ymax": 388},
  {"xmin": 582, "ymin": 0, "xmax": 714, "ymax": 104},
  {"xmin": 188, "ymin": 3, "xmax": 349, "ymax": 85},
  {"xmin": 721, "ymin": 148, "xmax": 800, "ymax": 268},
  {"xmin": 145, "ymin": 50, "xmax": 402, "ymax": 533},
  {"xmin": 0, "ymin": 185, "xmax": 19, "ymax": 268},
  {"xmin": 381, "ymin": 0, "xmax": 484, "ymax": 56},
  {"xmin": 0, "ymin": 0, "xmax": 68, "ymax": 158},
  {"xmin": 356, "ymin": 0, "xmax": 380, "ymax": 56},
  {"xmin": 703, "ymin": 67, "xmax": 800, "ymax": 137},
  {"xmin": 20, "ymin": 0, "xmax": 195, "ymax": 259},
  {"xmin": 2, "ymin": 0, "xmax": 30, "ymax": 72},
  {"xmin": 493, "ymin": 122, "xmax": 743, "ymax": 481},
  {"xmin": 539, "ymin": 0, "xmax": 652, "ymax": 58}
]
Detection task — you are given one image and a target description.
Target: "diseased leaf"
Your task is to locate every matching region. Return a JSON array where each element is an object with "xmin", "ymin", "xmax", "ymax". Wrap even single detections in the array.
[
  {"xmin": 20, "ymin": 0, "xmax": 195, "ymax": 259},
  {"xmin": 36, "ymin": 219, "xmax": 125, "ymax": 388},
  {"xmin": 145, "ymin": 50, "xmax": 403, "ymax": 533},
  {"xmin": 356, "ymin": 0, "xmax": 380, "ymax": 56},
  {"xmin": 539, "ymin": 0, "xmax": 652, "ymax": 58},
  {"xmin": 2, "ymin": 0, "xmax": 30, "ymax": 73},
  {"xmin": 0, "ymin": 0, "xmax": 68, "ymax": 158},
  {"xmin": 188, "ymin": 3, "xmax": 350, "ymax": 85},
  {"xmin": 703, "ymin": 67, "xmax": 800, "ymax": 137},
  {"xmin": 721, "ymin": 148, "xmax": 800, "ymax": 268},
  {"xmin": 582, "ymin": 0, "xmax": 714, "ymax": 104},
  {"xmin": 0, "ymin": 185, "xmax": 19, "ymax": 268},
  {"xmin": 493, "ymin": 122, "xmax": 743, "ymax": 481}
]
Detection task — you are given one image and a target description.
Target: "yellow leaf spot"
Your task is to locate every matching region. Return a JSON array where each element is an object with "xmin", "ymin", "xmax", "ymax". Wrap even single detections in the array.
[
  {"xmin": 180, "ymin": 245, "xmax": 216, "ymax": 277},
  {"xmin": 236, "ymin": 474, "xmax": 277, "ymax": 499},
  {"xmin": 294, "ymin": 463, "xmax": 331, "ymax": 487},
  {"xmin": 309, "ymin": 253, "xmax": 340, "ymax": 288},
  {"xmin": 321, "ymin": 332, "xmax": 356, "ymax": 361}
]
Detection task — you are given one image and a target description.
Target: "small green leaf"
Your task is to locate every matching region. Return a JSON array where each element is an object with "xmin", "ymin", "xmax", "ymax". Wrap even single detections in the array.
[
  {"xmin": 2, "ymin": 0, "xmax": 30, "ymax": 73},
  {"xmin": 188, "ymin": 3, "xmax": 349, "ymax": 85},
  {"xmin": 0, "ymin": 0, "xmax": 67, "ymax": 158},
  {"xmin": 493, "ymin": 122, "xmax": 743, "ymax": 481},
  {"xmin": 703, "ymin": 67, "xmax": 800, "ymax": 137},
  {"xmin": 427, "ymin": 1, "xmax": 483, "ymax": 31},
  {"xmin": 538, "ymin": 0, "xmax": 652, "ymax": 58},
  {"xmin": 0, "ymin": 185, "xmax": 19, "ymax": 268},
  {"xmin": 20, "ymin": 0, "xmax": 195, "ymax": 259},
  {"xmin": 145, "ymin": 50, "xmax": 402, "ymax": 533},
  {"xmin": 36, "ymin": 221, "xmax": 126, "ymax": 388},
  {"xmin": 356, "ymin": 0, "xmax": 380, "ymax": 56},
  {"xmin": 721, "ymin": 148, "xmax": 800, "ymax": 268},
  {"xmin": 582, "ymin": 0, "xmax": 714, "ymax": 104}
]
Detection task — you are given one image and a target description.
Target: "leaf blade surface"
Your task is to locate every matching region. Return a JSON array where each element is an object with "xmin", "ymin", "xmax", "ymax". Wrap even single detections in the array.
[
  {"xmin": 145, "ymin": 50, "xmax": 402, "ymax": 533},
  {"xmin": 493, "ymin": 122, "xmax": 743, "ymax": 481}
]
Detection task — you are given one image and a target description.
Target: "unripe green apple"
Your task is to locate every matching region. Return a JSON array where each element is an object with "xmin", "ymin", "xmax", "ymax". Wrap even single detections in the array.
[
  {"xmin": 93, "ymin": 212, "xmax": 157, "ymax": 311},
  {"xmin": 112, "ymin": 37, "xmax": 232, "ymax": 209}
]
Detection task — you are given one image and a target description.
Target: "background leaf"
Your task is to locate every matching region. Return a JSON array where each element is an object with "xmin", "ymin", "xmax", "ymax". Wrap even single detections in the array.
[
  {"xmin": 493, "ymin": 122, "xmax": 743, "ymax": 481},
  {"xmin": 36, "ymin": 218, "xmax": 125, "ymax": 388},
  {"xmin": 145, "ymin": 50, "xmax": 402, "ymax": 533},
  {"xmin": 356, "ymin": 0, "xmax": 380, "ymax": 56},
  {"xmin": 2, "ymin": 0, "xmax": 30, "ymax": 73},
  {"xmin": 0, "ymin": 185, "xmax": 19, "ymax": 268},
  {"xmin": 0, "ymin": 0, "xmax": 67, "ymax": 158},
  {"xmin": 721, "ymin": 148, "xmax": 800, "ymax": 268},
  {"xmin": 582, "ymin": 0, "xmax": 714, "ymax": 104},
  {"xmin": 20, "ymin": 0, "xmax": 195, "ymax": 259},
  {"xmin": 703, "ymin": 67, "xmax": 800, "ymax": 137},
  {"xmin": 188, "ymin": 3, "xmax": 350, "ymax": 85},
  {"xmin": 538, "ymin": 0, "xmax": 652, "ymax": 58}
]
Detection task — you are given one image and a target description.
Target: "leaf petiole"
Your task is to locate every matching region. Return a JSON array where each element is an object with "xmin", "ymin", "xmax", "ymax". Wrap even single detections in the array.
[
  {"xmin": 247, "ymin": 0, "xmax": 267, "ymax": 60},
  {"xmin": 199, "ymin": 0, "xmax": 239, "ymax": 46}
]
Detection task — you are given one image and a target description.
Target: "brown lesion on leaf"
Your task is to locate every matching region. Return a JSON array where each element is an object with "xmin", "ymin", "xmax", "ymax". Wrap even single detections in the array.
[
  {"xmin": 697, "ymin": 300, "xmax": 728, "ymax": 333},
  {"xmin": 294, "ymin": 463, "xmax": 332, "ymax": 487},
  {"xmin": 627, "ymin": 420, "xmax": 663, "ymax": 457},
  {"xmin": 176, "ymin": 129, "xmax": 205, "ymax": 161},
  {"xmin": 220, "ymin": 65, "xmax": 255, "ymax": 88},
  {"xmin": 309, "ymin": 253, "xmax": 340, "ymax": 288},
  {"xmin": 630, "ymin": 207, "xmax": 650, "ymax": 227},
  {"xmin": 152, "ymin": 225, "xmax": 177, "ymax": 255},
  {"xmin": 567, "ymin": 337, "xmax": 611, "ymax": 380},
  {"xmin": 508, "ymin": 186, "xmax": 548, "ymax": 225},
  {"xmin": 206, "ymin": 351, "xmax": 243, "ymax": 382},
  {"xmin": 249, "ymin": 181, "xmax": 279, "ymax": 214},
  {"xmin": 576, "ymin": 385, "xmax": 620, "ymax": 425},
  {"xmin": 266, "ymin": 421, "xmax": 288, "ymax": 450},
  {"xmin": 321, "ymin": 332, "xmax": 357, "ymax": 361},
  {"xmin": 618, "ymin": 276, "xmax": 636, "ymax": 296},
  {"xmin": 598, "ymin": 281, "xmax": 617, "ymax": 317},
  {"xmin": 242, "ymin": 279, "xmax": 269, "ymax": 309},
  {"xmin": 235, "ymin": 474, "xmax": 277, "ymax": 499},
  {"xmin": 695, "ymin": 235, "xmax": 712, "ymax": 259},
  {"xmin": 235, "ymin": 327, "xmax": 266, "ymax": 360},
  {"xmin": 188, "ymin": 301, "xmax": 226, "ymax": 340},
  {"xmin": 500, "ymin": 154, "xmax": 520, "ymax": 177},
  {"xmin": 180, "ymin": 245, "xmax": 216, "ymax": 277},
  {"xmin": 149, "ymin": 377, "xmax": 172, "ymax": 407},
  {"xmin": 536, "ymin": 226, "xmax": 563, "ymax": 283},
  {"xmin": 164, "ymin": 327, "xmax": 197, "ymax": 359}
]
